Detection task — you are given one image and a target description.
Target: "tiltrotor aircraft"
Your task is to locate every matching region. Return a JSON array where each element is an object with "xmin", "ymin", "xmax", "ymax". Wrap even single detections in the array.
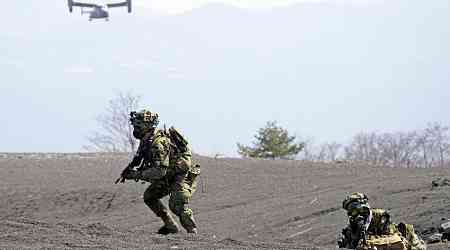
[{"xmin": 67, "ymin": 0, "xmax": 131, "ymax": 21}]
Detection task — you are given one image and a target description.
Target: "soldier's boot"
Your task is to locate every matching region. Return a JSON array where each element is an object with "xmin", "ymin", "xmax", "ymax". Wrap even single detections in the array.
[
  {"xmin": 146, "ymin": 199, "xmax": 179, "ymax": 235},
  {"xmin": 158, "ymin": 213, "xmax": 179, "ymax": 235},
  {"xmin": 179, "ymin": 210, "xmax": 197, "ymax": 234}
]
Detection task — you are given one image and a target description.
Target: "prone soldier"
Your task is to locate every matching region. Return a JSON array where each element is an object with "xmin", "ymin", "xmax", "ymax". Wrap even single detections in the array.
[{"xmin": 338, "ymin": 192, "xmax": 426, "ymax": 250}]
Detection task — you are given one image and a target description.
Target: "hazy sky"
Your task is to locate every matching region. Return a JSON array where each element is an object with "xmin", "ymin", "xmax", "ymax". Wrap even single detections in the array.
[
  {"xmin": 1, "ymin": 0, "xmax": 449, "ymax": 156},
  {"xmin": 133, "ymin": 0, "xmax": 385, "ymax": 14}
]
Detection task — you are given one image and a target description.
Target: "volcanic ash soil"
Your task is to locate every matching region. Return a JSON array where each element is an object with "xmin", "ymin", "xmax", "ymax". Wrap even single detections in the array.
[{"xmin": 0, "ymin": 154, "xmax": 449, "ymax": 249}]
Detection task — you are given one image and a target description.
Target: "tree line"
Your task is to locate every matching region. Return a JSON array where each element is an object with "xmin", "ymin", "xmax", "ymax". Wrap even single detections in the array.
[
  {"xmin": 298, "ymin": 123, "xmax": 450, "ymax": 168},
  {"xmin": 237, "ymin": 121, "xmax": 450, "ymax": 168},
  {"xmin": 87, "ymin": 92, "xmax": 450, "ymax": 168}
]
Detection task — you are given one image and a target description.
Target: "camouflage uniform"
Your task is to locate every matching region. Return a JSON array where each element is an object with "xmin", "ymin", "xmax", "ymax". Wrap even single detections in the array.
[
  {"xmin": 397, "ymin": 223, "xmax": 427, "ymax": 250},
  {"xmin": 338, "ymin": 193, "xmax": 426, "ymax": 250},
  {"xmin": 339, "ymin": 193, "xmax": 373, "ymax": 249},
  {"xmin": 123, "ymin": 110, "xmax": 198, "ymax": 234}
]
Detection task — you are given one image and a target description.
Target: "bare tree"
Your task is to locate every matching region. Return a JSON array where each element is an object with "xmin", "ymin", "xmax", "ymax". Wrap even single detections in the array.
[
  {"xmin": 315, "ymin": 142, "xmax": 342, "ymax": 162},
  {"xmin": 324, "ymin": 142, "xmax": 343, "ymax": 162},
  {"xmin": 315, "ymin": 143, "xmax": 328, "ymax": 162},
  {"xmin": 305, "ymin": 123, "xmax": 450, "ymax": 168},
  {"xmin": 344, "ymin": 131, "xmax": 421, "ymax": 167},
  {"xmin": 416, "ymin": 130, "xmax": 433, "ymax": 168},
  {"xmin": 344, "ymin": 132, "xmax": 382, "ymax": 165},
  {"xmin": 84, "ymin": 91, "xmax": 141, "ymax": 153},
  {"xmin": 424, "ymin": 122, "xmax": 450, "ymax": 167},
  {"xmin": 343, "ymin": 124, "xmax": 450, "ymax": 168},
  {"xmin": 298, "ymin": 137, "xmax": 317, "ymax": 161},
  {"xmin": 377, "ymin": 131, "xmax": 420, "ymax": 168},
  {"xmin": 298, "ymin": 139, "xmax": 342, "ymax": 162}
]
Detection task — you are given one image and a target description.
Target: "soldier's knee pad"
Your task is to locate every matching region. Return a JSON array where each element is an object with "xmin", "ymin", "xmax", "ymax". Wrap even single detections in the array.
[
  {"xmin": 169, "ymin": 199, "xmax": 185, "ymax": 215},
  {"xmin": 169, "ymin": 190, "xmax": 190, "ymax": 214}
]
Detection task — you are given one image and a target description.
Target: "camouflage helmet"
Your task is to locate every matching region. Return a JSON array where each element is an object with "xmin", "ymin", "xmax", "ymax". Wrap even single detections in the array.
[
  {"xmin": 130, "ymin": 109, "xmax": 159, "ymax": 129},
  {"xmin": 342, "ymin": 192, "xmax": 369, "ymax": 211}
]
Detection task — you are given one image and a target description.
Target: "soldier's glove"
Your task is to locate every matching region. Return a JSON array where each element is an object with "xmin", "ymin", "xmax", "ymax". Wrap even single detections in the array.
[
  {"xmin": 115, "ymin": 165, "xmax": 131, "ymax": 184},
  {"xmin": 397, "ymin": 222, "xmax": 407, "ymax": 237},
  {"xmin": 122, "ymin": 169, "xmax": 142, "ymax": 182},
  {"xmin": 337, "ymin": 237, "xmax": 345, "ymax": 248},
  {"xmin": 115, "ymin": 165, "xmax": 141, "ymax": 184}
]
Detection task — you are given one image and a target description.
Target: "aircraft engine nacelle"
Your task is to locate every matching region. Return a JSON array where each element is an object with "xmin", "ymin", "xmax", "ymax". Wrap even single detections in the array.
[
  {"xmin": 68, "ymin": 0, "xmax": 73, "ymax": 12},
  {"xmin": 127, "ymin": 0, "xmax": 132, "ymax": 13}
]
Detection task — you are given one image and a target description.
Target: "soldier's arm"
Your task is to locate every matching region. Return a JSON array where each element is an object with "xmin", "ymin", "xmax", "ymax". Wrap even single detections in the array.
[
  {"xmin": 128, "ymin": 141, "xmax": 144, "ymax": 167},
  {"xmin": 140, "ymin": 136, "xmax": 170, "ymax": 181},
  {"xmin": 358, "ymin": 206, "xmax": 372, "ymax": 231},
  {"xmin": 403, "ymin": 224, "xmax": 426, "ymax": 250}
]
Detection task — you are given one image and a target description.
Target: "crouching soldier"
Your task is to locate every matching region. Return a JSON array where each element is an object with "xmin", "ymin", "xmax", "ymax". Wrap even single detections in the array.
[
  {"xmin": 117, "ymin": 109, "xmax": 199, "ymax": 234},
  {"xmin": 338, "ymin": 192, "xmax": 426, "ymax": 250}
]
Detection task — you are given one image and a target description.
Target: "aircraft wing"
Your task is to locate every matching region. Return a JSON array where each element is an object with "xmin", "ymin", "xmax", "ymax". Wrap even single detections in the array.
[
  {"xmin": 107, "ymin": 2, "xmax": 127, "ymax": 8},
  {"xmin": 107, "ymin": 0, "xmax": 131, "ymax": 12},
  {"xmin": 72, "ymin": 1, "xmax": 98, "ymax": 8}
]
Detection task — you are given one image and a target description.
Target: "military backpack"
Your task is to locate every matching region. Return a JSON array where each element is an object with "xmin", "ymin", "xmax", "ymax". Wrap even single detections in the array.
[
  {"xmin": 165, "ymin": 126, "xmax": 201, "ymax": 182},
  {"xmin": 368, "ymin": 209, "xmax": 395, "ymax": 235},
  {"xmin": 358, "ymin": 234, "xmax": 407, "ymax": 250},
  {"xmin": 167, "ymin": 126, "xmax": 189, "ymax": 153}
]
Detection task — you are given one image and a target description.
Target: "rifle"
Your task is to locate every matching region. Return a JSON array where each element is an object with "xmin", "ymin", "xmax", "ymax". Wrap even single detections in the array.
[
  {"xmin": 359, "ymin": 225, "xmax": 368, "ymax": 248},
  {"xmin": 340, "ymin": 217, "xmax": 368, "ymax": 249},
  {"xmin": 114, "ymin": 164, "xmax": 132, "ymax": 184}
]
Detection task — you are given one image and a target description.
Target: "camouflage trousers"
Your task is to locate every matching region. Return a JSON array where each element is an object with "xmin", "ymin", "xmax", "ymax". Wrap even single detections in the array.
[
  {"xmin": 143, "ymin": 172, "xmax": 197, "ymax": 232},
  {"xmin": 400, "ymin": 223, "xmax": 427, "ymax": 250}
]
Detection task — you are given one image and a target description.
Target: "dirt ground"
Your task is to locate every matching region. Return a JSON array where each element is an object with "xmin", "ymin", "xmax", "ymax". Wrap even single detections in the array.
[{"xmin": 0, "ymin": 153, "xmax": 449, "ymax": 249}]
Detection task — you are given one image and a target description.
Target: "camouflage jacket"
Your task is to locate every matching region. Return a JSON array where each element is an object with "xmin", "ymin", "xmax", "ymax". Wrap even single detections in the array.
[
  {"xmin": 128, "ymin": 129, "xmax": 194, "ymax": 181},
  {"xmin": 128, "ymin": 129, "xmax": 171, "ymax": 181}
]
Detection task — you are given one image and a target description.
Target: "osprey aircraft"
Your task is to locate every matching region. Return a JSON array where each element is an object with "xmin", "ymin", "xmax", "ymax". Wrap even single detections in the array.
[{"xmin": 67, "ymin": 0, "xmax": 132, "ymax": 21}]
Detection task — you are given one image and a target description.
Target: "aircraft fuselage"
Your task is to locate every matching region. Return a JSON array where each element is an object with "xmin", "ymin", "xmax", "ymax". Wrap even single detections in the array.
[{"xmin": 89, "ymin": 7, "xmax": 109, "ymax": 19}]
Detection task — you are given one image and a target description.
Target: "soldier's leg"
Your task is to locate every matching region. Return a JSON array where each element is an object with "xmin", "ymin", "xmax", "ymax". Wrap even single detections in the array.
[
  {"xmin": 186, "ymin": 164, "xmax": 200, "ymax": 193},
  {"xmin": 143, "ymin": 180, "xmax": 179, "ymax": 234},
  {"xmin": 398, "ymin": 223, "xmax": 426, "ymax": 250},
  {"xmin": 169, "ymin": 175, "xmax": 197, "ymax": 233}
]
